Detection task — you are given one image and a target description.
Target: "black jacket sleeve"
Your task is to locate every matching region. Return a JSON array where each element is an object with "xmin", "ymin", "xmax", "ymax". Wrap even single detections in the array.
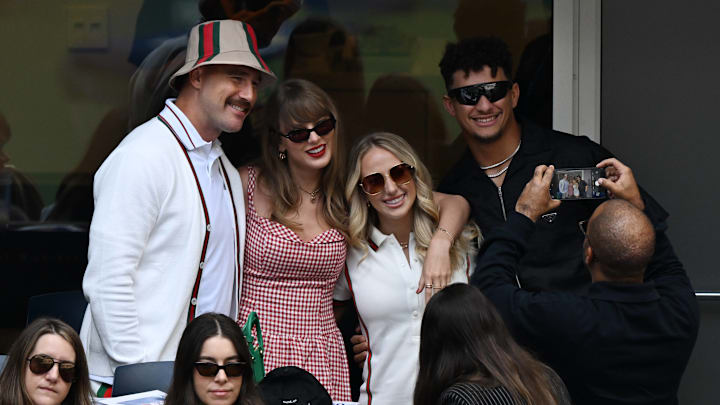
[{"xmin": 471, "ymin": 212, "xmax": 586, "ymax": 351}]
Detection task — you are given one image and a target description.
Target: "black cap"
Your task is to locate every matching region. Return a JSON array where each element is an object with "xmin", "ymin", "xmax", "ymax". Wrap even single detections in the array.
[{"xmin": 258, "ymin": 366, "xmax": 333, "ymax": 405}]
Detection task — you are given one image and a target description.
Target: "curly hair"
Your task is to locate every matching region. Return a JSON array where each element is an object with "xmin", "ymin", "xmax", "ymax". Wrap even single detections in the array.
[{"xmin": 439, "ymin": 36, "xmax": 513, "ymax": 90}]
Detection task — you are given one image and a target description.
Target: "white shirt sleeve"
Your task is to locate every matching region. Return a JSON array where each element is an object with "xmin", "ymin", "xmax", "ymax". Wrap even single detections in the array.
[{"xmin": 333, "ymin": 265, "xmax": 352, "ymax": 301}]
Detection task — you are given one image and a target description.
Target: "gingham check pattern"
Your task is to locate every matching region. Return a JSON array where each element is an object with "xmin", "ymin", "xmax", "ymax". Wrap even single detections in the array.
[{"xmin": 239, "ymin": 167, "xmax": 351, "ymax": 400}]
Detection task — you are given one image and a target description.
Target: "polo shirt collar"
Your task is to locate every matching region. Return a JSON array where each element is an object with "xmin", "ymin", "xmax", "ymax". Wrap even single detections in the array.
[
  {"xmin": 159, "ymin": 99, "xmax": 213, "ymax": 152},
  {"xmin": 587, "ymin": 281, "xmax": 661, "ymax": 303},
  {"xmin": 368, "ymin": 226, "xmax": 414, "ymax": 251},
  {"xmin": 369, "ymin": 226, "xmax": 390, "ymax": 245}
]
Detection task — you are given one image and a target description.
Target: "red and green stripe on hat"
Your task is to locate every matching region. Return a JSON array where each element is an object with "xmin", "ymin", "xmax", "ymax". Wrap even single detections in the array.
[{"xmin": 193, "ymin": 20, "xmax": 270, "ymax": 72}]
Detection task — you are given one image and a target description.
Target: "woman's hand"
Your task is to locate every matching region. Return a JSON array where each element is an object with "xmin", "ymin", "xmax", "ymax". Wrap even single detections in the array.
[
  {"xmin": 418, "ymin": 234, "xmax": 453, "ymax": 302},
  {"xmin": 417, "ymin": 192, "xmax": 470, "ymax": 302}
]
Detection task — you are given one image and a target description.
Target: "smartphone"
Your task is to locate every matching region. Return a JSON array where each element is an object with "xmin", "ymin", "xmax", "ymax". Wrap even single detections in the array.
[{"xmin": 550, "ymin": 167, "xmax": 607, "ymax": 200}]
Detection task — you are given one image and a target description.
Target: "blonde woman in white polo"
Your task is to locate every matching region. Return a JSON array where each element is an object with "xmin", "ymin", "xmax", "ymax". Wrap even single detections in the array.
[{"xmin": 334, "ymin": 132, "xmax": 477, "ymax": 405}]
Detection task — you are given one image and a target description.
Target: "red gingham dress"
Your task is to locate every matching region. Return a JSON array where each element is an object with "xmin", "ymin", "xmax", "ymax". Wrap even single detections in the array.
[{"xmin": 238, "ymin": 167, "xmax": 351, "ymax": 400}]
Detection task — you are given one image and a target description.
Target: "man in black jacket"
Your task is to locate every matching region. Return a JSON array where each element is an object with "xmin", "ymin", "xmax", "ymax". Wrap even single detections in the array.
[
  {"xmin": 473, "ymin": 159, "xmax": 699, "ymax": 404},
  {"xmin": 438, "ymin": 36, "xmax": 668, "ymax": 293}
]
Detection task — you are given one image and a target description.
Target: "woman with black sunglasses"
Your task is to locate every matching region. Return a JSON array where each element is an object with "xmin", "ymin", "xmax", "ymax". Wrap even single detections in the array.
[
  {"xmin": 165, "ymin": 313, "xmax": 261, "ymax": 405},
  {"xmin": 235, "ymin": 78, "xmax": 353, "ymax": 400},
  {"xmin": 335, "ymin": 132, "xmax": 476, "ymax": 405},
  {"xmin": 0, "ymin": 318, "xmax": 92, "ymax": 405}
]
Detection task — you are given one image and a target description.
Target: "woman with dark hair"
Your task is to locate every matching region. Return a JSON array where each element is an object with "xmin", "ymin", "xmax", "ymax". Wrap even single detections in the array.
[
  {"xmin": 0, "ymin": 318, "xmax": 92, "ymax": 405},
  {"xmin": 414, "ymin": 284, "xmax": 571, "ymax": 405},
  {"xmin": 165, "ymin": 313, "xmax": 262, "ymax": 405}
]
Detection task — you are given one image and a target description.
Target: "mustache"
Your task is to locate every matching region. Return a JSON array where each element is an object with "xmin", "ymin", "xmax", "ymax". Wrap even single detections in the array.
[{"xmin": 228, "ymin": 98, "xmax": 252, "ymax": 110}]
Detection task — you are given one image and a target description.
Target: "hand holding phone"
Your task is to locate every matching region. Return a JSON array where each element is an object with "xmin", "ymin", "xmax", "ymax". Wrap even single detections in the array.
[
  {"xmin": 595, "ymin": 158, "xmax": 644, "ymax": 210},
  {"xmin": 516, "ymin": 165, "xmax": 562, "ymax": 222}
]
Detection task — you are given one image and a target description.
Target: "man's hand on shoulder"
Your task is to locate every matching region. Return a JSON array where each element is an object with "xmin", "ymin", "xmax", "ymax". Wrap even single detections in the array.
[
  {"xmin": 515, "ymin": 165, "xmax": 562, "ymax": 222},
  {"xmin": 596, "ymin": 158, "xmax": 645, "ymax": 210}
]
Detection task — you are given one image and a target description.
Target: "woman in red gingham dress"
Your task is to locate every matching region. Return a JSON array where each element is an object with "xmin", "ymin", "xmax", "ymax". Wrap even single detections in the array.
[{"xmin": 237, "ymin": 79, "xmax": 351, "ymax": 400}]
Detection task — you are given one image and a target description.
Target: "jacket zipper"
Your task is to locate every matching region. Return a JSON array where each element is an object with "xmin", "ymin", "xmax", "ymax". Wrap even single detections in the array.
[
  {"xmin": 497, "ymin": 185, "xmax": 522, "ymax": 288},
  {"xmin": 497, "ymin": 186, "xmax": 507, "ymax": 221}
]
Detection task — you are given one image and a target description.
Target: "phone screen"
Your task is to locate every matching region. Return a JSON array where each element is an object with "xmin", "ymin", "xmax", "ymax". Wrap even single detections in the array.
[{"xmin": 550, "ymin": 167, "xmax": 607, "ymax": 200}]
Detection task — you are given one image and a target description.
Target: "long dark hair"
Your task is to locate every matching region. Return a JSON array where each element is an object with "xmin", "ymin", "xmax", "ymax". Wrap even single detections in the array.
[
  {"xmin": 0, "ymin": 318, "xmax": 92, "ymax": 405},
  {"xmin": 414, "ymin": 284, "xmax": 559, "ymax": 405},
  {"xmin": 164, "ymin": 313, "xmax": 262, "ymax": 405}
]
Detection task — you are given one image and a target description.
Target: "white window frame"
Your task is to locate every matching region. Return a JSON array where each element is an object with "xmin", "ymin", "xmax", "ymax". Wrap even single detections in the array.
[{"xmin": 553, "ymin": 0, "xmax": 601, "ymax": 143}]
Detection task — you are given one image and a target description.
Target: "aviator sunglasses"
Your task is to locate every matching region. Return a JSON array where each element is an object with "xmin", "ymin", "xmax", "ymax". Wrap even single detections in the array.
[
  {"xmin": 280, "ymin": 115, "xmax": 336, "ymax": 143},
  {"xmin": 27, "ymin": 354, "xmax": 76, "ymax": 383},
  {"xmin": 448, "ymin": 81, "xmax": 513, "ymax": 105},
  {"xmin": 194, "ymin": 361, "xmax": 248, "ymax": 378},
  {"xmin": 359, "ymin": 163, "xmax": 415, "ymax": 195}
]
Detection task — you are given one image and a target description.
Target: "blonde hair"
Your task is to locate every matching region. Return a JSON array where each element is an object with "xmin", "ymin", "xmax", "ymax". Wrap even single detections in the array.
[
  {"xmin": 345, "ymin": 132, "xmax": 476, "ymax": 269},
  {"xmin": 258, "ymin": 79, "xmax": 348, "ymax": 236}
]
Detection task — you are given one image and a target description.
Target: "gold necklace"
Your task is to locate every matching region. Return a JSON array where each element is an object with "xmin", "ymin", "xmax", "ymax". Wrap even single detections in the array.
[{"xmin": 299, "ymin": 186, "xmax": 321, "ymax": 203}]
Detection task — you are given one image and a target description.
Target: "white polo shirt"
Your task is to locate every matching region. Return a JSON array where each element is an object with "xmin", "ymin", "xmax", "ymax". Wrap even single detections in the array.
[
  {"xmin": 334, "ymin": 226, "xmax": 470, "ymax": 405},
  {"xmin": 164, "ymin": 99, "xmax": 240, "ymax": 317}
]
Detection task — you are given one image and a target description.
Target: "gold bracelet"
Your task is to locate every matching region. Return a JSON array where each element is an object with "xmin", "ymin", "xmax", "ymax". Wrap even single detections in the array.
[{"xmin": 436, "ymin": 226, "xmax": 455, "ymax": 243}]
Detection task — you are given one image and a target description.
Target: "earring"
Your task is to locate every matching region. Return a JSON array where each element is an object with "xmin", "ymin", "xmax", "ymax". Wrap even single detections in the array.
[{"xmin": 278, "ymin": 151, "xmax": 286, "ymax": 160}]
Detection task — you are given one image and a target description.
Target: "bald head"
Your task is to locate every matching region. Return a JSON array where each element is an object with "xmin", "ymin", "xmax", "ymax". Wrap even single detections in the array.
[{"xmin": 587, "ymin": 199, "xmax": 655, "ymax": 281}]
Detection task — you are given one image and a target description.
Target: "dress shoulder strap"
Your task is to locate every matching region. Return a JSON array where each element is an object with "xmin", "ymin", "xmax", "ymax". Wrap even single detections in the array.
[{"xmin": 246, "ymin": 165, "xmax": 258, "ymax": 212}]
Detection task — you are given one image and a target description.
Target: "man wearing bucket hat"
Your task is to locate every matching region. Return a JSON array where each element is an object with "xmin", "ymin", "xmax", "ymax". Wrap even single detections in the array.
[{"xmin": 80, "ymin": 19, "xmax": 276, "ymax": 396}]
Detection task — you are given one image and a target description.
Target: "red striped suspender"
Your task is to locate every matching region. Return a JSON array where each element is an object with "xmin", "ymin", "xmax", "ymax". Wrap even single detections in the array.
[{"xmin": 157, "ymin": 115, "xmax": 210, "ymax": 323}]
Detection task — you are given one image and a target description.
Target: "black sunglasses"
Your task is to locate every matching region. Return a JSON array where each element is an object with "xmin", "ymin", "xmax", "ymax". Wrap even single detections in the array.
[
  {"xmin": 194, "ymin": 361, "xmax": 248, "ymax": 378},
  {"xmin": 281, "ymin": 115, "xmax": 336, "ymax": 143},
  {"xmin": 359, "ymin": 163, "xmax": 415, "ymax": 195},
  {"xmin": 448, "ymin": 81, "xmax": 513, "ymax": 105},
  {"xmin": 27, "ymin": 354, "xmax": 76, "ymax": 383}
]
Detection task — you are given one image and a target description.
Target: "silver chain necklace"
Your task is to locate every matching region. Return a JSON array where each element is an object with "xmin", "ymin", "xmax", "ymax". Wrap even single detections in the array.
[
  {"xmin": 486, "ymin": 165, "xmax": 510, "ymax": 178},
  {"xmin": 480, "ymin": 141, "xmax": 521, "ymax": 170},
  {"xmin": 481, "ymin": 141, "xmax": 521, "ymax": 178}
]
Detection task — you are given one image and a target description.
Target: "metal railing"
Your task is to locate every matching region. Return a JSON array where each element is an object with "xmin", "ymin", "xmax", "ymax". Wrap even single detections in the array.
[{"xmin": 695, "ymin": 292, "xmax": 720, "ymax": 301}]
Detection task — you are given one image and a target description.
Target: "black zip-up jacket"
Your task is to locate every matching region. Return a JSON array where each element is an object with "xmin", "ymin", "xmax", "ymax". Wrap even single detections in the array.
[
  {"xmin": 439, "ymin": 120, "xmax": 669, "ymax": 293},
  {"xmin": 473, "ymin": 211, "xmax": 698, "ymax": 405}
]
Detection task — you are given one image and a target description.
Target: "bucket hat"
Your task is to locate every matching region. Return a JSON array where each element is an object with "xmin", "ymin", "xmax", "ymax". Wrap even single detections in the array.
[{"xmin": 169, "ymin": 19, "xmax": 276, "ymax": 90}]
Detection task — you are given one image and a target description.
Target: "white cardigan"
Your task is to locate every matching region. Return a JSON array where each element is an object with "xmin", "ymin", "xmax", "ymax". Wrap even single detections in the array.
[{"xmin": 79, "ymin": 113, "xmax": 245, "ymax": 380}]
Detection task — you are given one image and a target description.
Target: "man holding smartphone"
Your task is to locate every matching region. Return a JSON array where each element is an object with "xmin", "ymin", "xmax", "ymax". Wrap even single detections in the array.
[
  {"xmin": 437, "ymin": 36, "xmax": 670, "ymax": 293},
  {"xmin": 473, "ymin": 160, "xmax": 698, "ymax": 404}
]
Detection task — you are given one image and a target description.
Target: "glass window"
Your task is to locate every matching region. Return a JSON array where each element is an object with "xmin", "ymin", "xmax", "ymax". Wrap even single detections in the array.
[{"xmin": 0, "ymin": 0, "xmax": 552, "ymax": 343}]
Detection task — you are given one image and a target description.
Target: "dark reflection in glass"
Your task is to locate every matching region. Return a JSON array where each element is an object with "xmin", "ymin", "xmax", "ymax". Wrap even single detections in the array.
[
  {"xmin": 283, "ymin": 17, "xmax": 366, "ymax": 154},
  {"xmin": 363, "ymin": 74, "xmax": 465, "ymax": 184},
  {"xmin": 0, "ymin": 112, "xmax": 44, "ymax": 224}
]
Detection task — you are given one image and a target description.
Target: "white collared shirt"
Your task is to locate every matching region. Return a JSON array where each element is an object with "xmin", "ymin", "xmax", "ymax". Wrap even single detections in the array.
[
  {"xmin": 334, "ymin": 226, "xmax": 470, "ymax": 405},
  {"xmin": 162, "ymin": 99, "xmax": 239, "ymax": 317}
]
